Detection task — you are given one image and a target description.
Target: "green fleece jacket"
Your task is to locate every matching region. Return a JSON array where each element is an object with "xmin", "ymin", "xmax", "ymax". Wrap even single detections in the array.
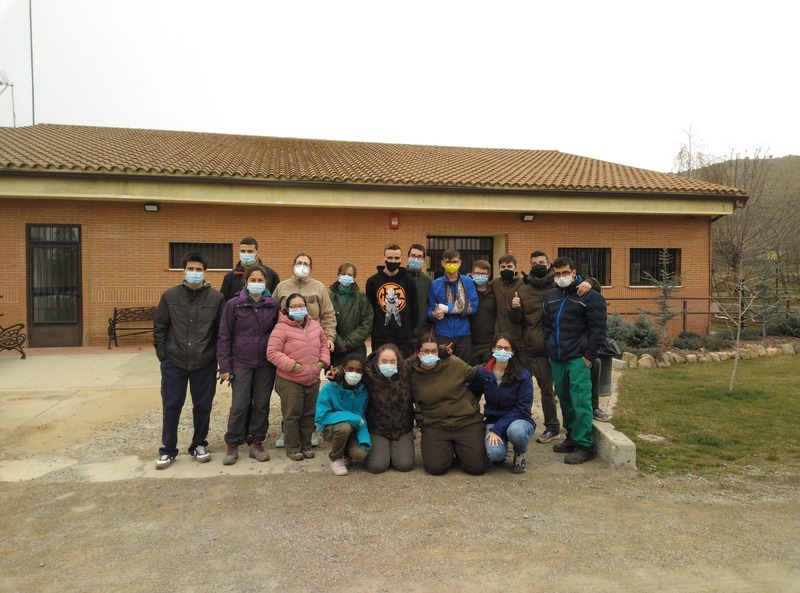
[{"xmin": 409, "ymin": 356, "xmax": 483, "ymax": 431}]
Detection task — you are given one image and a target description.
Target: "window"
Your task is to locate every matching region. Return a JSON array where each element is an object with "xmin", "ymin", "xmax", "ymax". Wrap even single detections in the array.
[
  {"xmin": 427, "ymin": 236, "xmax": 494, "ymax": 279},
  {"xmin": 557, "ymin": 248, "xmax": 611, "ymax": 286},
  {"xmin": 629, "ymin": 248, "xmax": 681, "ymax": 286},
  {"xmin": 169, "ymin": 242, "xmax": 233, "ymax": 270}
]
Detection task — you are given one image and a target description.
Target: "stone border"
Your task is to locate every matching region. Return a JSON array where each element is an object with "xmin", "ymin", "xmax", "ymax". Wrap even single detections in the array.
[{"xmin": 618, "ymin": 342, "xmax": 800, "ymax": 369}]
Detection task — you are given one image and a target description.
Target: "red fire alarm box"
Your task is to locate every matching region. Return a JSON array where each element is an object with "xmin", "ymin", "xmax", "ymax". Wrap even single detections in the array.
[{"xmin": 389, "ymin": 212, "xmax": 400, "ymax": 230}]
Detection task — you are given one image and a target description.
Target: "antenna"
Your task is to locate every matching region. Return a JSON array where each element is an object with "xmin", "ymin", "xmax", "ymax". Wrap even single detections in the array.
[{"xmin": 0, "ymin": 71, "xmax": 17, "ymax": 128}]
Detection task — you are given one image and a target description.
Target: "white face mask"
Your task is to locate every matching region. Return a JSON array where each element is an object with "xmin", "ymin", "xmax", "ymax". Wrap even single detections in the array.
[
  {"xmin": 240, "ymin": 252, "xmax": 257, "ymax": 266},
  {"xmin": 344, "ymin": 372, "xmax": 363, "ymax": 386},
  {"xmin": 293, "ymin": 264, "xmax": 310, "ymax": 279},
  {"xmin": 554, "ymin": 275, "xmax": 574, "ymax": 288}
]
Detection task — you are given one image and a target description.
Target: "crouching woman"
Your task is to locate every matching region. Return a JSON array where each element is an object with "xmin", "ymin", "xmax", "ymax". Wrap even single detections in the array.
[{"xmin": 315, "ymin": 354, "xmax": 371, "ymax": 476}]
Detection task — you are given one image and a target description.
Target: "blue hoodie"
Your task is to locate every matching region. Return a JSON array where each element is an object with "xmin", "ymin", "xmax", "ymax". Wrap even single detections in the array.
[{"xmin": 315, "ymin": 380, "xmax": 372, "ymax": 451}]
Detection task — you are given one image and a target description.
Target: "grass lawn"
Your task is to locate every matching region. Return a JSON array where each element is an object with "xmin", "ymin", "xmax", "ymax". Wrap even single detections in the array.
[{"xmin": 614, "ymin": 355, "xmax": 800, "ymax": 477}]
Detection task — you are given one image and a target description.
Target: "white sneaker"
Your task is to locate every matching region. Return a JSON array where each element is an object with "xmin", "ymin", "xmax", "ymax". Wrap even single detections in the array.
[
  {"xmin": 311, "ymin": 431, "xmax": 320, "ymax": 447},
  {"xmin": 330, "ymin": 458, "xmax": 349, "ymax": 476},
  {"xmin": 155, "ymin": 454, "xmax": 175, "ymax": 469},
  {"xmin": 275, "ymin": 432, "xmax": 285, "ymax": 448},
  {"xmin": 191, "ymin": 445, "xmax": 211, "ymax": 463}
]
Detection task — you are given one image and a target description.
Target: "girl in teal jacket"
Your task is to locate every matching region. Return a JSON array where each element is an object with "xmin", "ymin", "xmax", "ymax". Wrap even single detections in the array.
[{"xmin": 315, "ymin": 353, "xmax": 372, "ymax": 476}]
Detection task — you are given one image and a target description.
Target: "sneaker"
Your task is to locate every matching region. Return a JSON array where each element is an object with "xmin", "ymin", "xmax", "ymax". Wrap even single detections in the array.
[
  {"xmin": 301, "ymin": 448, "xmax": 315, "ymax": 459},
  {"xmin": 275, "ymin": 432, "xmax": 285, "ymax": 448},
  {"xmin": 593, "ymin": 408, "xmax": 612, "ymax": 422},
  {"xmin": 553, "ymin": 439, "xmax": 576, "ymax": 454},
  {"xmin": 155, "ymin": 454, "xmax": 175, "ymax": 470},
  {"xmin": 249, "ymin": 440, "xmax": 270, "ymax": 462},
  {"xmin": 512, "ymin": 453, "xmax": 526, "ymax": 474},
  {"xmin": 286, "ymin": 451, "xmax": 304, "ymax": 461},
  {"xmin": 222, "ymin": 444, "xmax": 238, "ymax": 466},
  {"xmin": 536, "ymin": 428, "xmax": 561, "ymax": 443},
  {"xmin": 192, "ymin": 445, "xmax": 211, "ymax": 463},
  {"xmin": 564, "ymin": 446, "xmax": 595, "ymax": 465},
  {"xmin": 330, "ymin": 458, "xmax": 349, "ymax": 476},
  {"xmin": 310, "ymin": 431, "xmax": 320, "ymax": 447}
]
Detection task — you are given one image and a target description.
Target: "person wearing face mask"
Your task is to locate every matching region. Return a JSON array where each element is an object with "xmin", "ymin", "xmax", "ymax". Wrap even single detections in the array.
[
  {"xmin": 407, "ymin": 243, "xmax": 433, "ymax": 340},
  {"xmin": 365, "ymin": 244, "xmax": 419, "ymax": 359},
  {"xmin": 329, "ymin": 262, "xmax": 374, "ymax": 367},
  {"xmin": 487, "ymin": 254, "xmax": 525, "ymax": 348},
  {"xmin": 509, "ymin": 251, "xmax": 597, "ymax": 445},
  {"xmin": 409, "ymin": 333, "xmax": 487, "ymax": 476},
  {"xmin": 220, "ymin": 237, "xmax": 280, "ymax": 301},
  {"xmin": 427, "ymin": 248, "xmax": 479, "ymax": 361},
  {"xmin": 267, "ymin": 293, "xmax": 331, "ymax": 461},
  {"xmin": 217, "ymin": 266, "xmax": 280, "ymax": 465},
  {"xmin": 315, "ymin": 354, "xmax": 371, "ymax": 476},
  {"xmin": 542, "ymin": 257, "xmax": 607, "ymax": 465},
  {"xmin": 273, "ymin": 254, "xmax": 337, "ymax": 448},
  {"xmin": 469, "ymin": 259, "xmax": 497, "ymax": 366},
  {"xmin": 469, "ymin": 334, "xmax": 536, "ymax": 474},
  {"xmin": 153, "ymin": 252, "xmax": 226, "ymax": 470}
]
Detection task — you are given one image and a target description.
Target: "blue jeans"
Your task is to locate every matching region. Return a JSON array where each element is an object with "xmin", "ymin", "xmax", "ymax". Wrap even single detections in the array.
[{"xmin": 485, "ymin": 419, "xmax": 535, "ymax": 461}]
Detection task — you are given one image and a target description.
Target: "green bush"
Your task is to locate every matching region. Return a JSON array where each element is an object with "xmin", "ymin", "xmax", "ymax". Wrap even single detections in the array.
[
  {"xmin": 673, "ymin": 331, "xmax": 704, "ymax": 350},
  {"xmin": 702, "ymin": 333, "xmax": 732, "ymax": 350},
  {"xmin": 607, "ymin": 314, "xmax": 631, "ymax": 345},
  {"xmin": 627, "ymin": 313, "xmax": 660, "ymax": 349},
  {"xmin": 778, "ymin": 313, "xmax": 800, "ymax": 338}
]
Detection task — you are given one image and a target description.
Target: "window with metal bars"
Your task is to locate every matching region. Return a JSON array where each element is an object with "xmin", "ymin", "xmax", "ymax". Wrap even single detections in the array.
[
  {"xmin": 169, "ymin": 242, "xmax": 233, "ymax": 270},
  {"xmin": 557, "ymin": 248, "xmax": 611, "ymax": 286},
  {"xmin": 629, "ymin": 248, "xmax": 681, "ymax": 286},
  {"xmin": 427, "ymin": 237, "xmax": 494, "ymax": 279}
]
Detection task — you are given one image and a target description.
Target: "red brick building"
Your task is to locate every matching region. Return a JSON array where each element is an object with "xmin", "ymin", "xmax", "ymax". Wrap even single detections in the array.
[{"xmin": 0, "ymin": 125, "xmax": 746, "ymax": 348}]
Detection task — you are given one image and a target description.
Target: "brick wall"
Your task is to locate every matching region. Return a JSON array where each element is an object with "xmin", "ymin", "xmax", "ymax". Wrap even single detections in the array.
[{"xmin": 0, "ymin": 198, "xmax": 711, "ymax": 346}]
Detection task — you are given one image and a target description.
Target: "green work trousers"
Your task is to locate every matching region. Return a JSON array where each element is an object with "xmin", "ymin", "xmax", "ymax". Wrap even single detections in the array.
[{"xmin": 549, "ymin": 357, "xmax": 594, "ymax": 449}]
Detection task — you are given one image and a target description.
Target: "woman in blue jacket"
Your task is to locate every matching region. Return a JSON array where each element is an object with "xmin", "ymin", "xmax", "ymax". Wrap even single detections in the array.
[
  {"xmin": 469, "ymin": 333, "xmax": 536, "ymax": 474},
  {"xmin": 217, "ymin": 266, "xmax": 279, "ymax": 465},
  {"xmin": 315, "ymin": 353, "xmax": 371, "ymax": 476}
]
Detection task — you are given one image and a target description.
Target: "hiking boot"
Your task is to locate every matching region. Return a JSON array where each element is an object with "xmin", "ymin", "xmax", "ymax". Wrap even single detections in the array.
[
  {"xmin": 222, "ymin": 444, "xmax": 238, "ymax": 465},
  {"xmin": 310, "ymin": 431, "xmax": 320, "ymax": 447},
  {"xmin": 301, "ymin": 448, "xmax": 315, "ymax": 459},
  {"xmin": 155, "ymin": 454, "xmax": 175, "ymax": 470},
  {"xmin": 512, "ymin": 453, "xmax": 527, "ymax": 474},
  {"xmin": 564, "ymin": 446, "xmax": 595, "ymax": 465},
  {"xmin": 275, "ymin": 432, "xmax": 285, "ymax": 448},
  {"xmin": 553, "ymin": 439, "xmax": 576, "ymax": 453},
  {"xmin": 536, "ymin": 428, "xmax": 561, "ymax": 443},
  {"xmin": 192, "ymin": 445, "xmax": 211, "ymax": 463},
  {"xmin": 593, "ymin": 408, "xmax": 611, "ymax": 422},
  {"xmin": 330, "ymin": 458, "xmax": 349, "ymax": 476},
  {"xmin": 286, "ymin": 451, "xmax": 304, "ymax": 461},
  {"xmin": 249, "ymin": 440, "xmax": 270, "ymax": 462}
]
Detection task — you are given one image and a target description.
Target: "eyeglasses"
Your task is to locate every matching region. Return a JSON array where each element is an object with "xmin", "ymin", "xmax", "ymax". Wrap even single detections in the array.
[
  {"xmin": 288, "ymin": 305, "xmax": 306, "ymax": 310},
  {"xmin": 493, "ymin": 346, "xmax": 513, "ymax": 352},
  {"xmin": 418, "ymin": 349, "xmax": 438, "ymax": 356}
]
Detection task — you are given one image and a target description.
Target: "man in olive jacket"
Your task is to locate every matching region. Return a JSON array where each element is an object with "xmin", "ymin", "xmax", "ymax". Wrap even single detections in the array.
[{"xmin": 153, "ymin": 252, "xmax": 226, "ymax": 469}]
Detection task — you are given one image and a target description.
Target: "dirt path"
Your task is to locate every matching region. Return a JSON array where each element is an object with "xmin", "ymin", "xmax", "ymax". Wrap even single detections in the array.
[{"xmin": 0, "ymin": 350, "xmax": 798, "ymax": 592}]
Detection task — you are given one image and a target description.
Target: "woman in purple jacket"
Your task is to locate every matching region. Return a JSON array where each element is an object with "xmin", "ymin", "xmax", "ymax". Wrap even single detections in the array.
[
  {"xmin": 217, "ymin": 266, "xmax": 279, "ymax": 465},
  {"xmin": 469, "ymin": 333, "xmax": 536, "ymax": 474}
]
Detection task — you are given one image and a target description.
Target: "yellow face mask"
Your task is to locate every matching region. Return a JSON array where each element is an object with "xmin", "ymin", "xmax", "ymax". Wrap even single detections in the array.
[{"xmin": 444, "ymin": 262, "xmax": 460, "ymax": 275}]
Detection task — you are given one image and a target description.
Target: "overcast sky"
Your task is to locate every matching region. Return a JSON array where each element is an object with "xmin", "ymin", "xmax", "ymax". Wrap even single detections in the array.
[{"xmin": 0, "ymin": 0, "xmax": 796, "ymax": 172}]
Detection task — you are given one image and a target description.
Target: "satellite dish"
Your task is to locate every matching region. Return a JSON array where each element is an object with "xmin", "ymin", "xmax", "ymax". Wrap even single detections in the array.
[{"xmin": 0, "ymin": 70, "xmax": 17, "ymax": 128}]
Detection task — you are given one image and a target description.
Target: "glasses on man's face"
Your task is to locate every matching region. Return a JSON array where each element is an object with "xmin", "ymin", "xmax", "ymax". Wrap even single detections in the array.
[
  {"xmin": 419, "ymin": 348, "xmax": 438, "ymax": 356},
  {"xmin": 494, "ymin": 345, "xmax": 513, "ymax": 352}
]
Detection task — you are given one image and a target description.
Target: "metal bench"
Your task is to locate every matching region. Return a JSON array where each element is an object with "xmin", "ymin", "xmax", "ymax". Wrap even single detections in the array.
[
  {"xmin": 107, "ymin": 306, "xmax": 157, "ymax": 349},
  {"xmin": 0, "ymin": 319, "xmax": 27, "ymax": 359}
]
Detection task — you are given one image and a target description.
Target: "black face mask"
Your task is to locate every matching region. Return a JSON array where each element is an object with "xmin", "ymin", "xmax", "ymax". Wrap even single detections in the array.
[
  {"xmin": 531, "ymin": 264, "xmax": 548, "ymax": 279},
  {"xmin": 385, "ymin": 261, "xmax": 401, "ymax": 272},
  {"xmin": 500, "ymin": 269, "xmax": 515, "ymax": 283}
]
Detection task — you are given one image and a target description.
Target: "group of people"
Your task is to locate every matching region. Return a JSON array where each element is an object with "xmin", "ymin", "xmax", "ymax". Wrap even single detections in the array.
[{"xmin": 152, "ymin": 237, "xmax": 608, "ymax": 475}]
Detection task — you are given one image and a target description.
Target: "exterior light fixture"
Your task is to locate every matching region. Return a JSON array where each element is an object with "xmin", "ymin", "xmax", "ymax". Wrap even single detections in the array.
[
  {"xmin": 521, "ymin": 214, "xmax": 534, "ymax": 222},
  {"xmin": 144, "ymin": 204, "xmax": 159, "ymax": 212}
]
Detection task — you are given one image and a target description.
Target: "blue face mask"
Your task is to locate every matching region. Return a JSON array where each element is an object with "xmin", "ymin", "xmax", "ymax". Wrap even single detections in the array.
[
  {"xmin": 492, "ymin": 350, "xmax": 513, "ymax": 363},
  {"xmin": 185, "ymin": 271, "xmax": 204, "ymax": 285},
  {"xmin": 288, "ymin": 308, "xmax": 308, "ymax": 321},
  {"xmin": 379, "ymin": 364, "xmax": 397, "ymax": 378},
  {"xmin": 419, "ymin": 354, "xmax": 440, "ymax": 367},
  {"xmin": 472, "ymin": 274, "xmax": 488, "ymax": 286},
  {"xmin": 240, "ymin": 253, "xmax": 257, "ymax": 266},
  {"xmin": 338, "ymin": 275, "xmax": 354, "ymax": 287},
  {"xmin": 247, "ymin": 282, "xmax": 266, "ymax": 296},
  {"xmin": 408, "ymin": 258, "xmax": 423, "ymax": 272}
]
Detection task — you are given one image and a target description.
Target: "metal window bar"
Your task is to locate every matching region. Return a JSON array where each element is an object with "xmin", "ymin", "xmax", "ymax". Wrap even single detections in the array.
[
  {"xmin": 557, "ymin": 247, "xmax": 611, "ymax": 286},
  {"xmin": 169, "ymin": 242, "xmax": 233, "ymax": 269},
  {"xmin": 629, "ymin": 248, "xmax": 680, "ymax": 286}
]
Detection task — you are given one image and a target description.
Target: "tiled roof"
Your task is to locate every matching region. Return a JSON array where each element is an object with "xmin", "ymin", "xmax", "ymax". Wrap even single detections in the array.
[{"xmin": 0, "ymin": 124, "xmax": 745, "ymax": 196}]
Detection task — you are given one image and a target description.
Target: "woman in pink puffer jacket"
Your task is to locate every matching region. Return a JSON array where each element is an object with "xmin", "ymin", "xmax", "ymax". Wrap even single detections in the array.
[{"xmin": 267, "ymin": 293, "xmax": 331, "ymax": 461}]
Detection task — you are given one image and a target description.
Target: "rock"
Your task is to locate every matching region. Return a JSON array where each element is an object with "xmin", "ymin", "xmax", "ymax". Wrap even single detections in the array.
[
  {"xmin": 622, "ymin": 352, "xmax": 638, "ymax": 369},
  {"xmin": 660, "ymin": 354, "xmax": 671, "ymax": 367},
  {"xmin": 657, "ymin": 361, "xmax": 667, "ymax": 368},
  {"xmin": 781, "ymin": 344, "xmax": 795, "ymax": 355},
  {"xmin": 685, "ymin": 354, "xmax": 698, "ymax": 363},
  {"xmin": 709, "ymin": 353, "xmax": 721, "ymax": 362},
  {"xmin": 698, "ymin": 354, "xmax": 712, "ymax": 363},
  {"xmin": 670, "ymin": 352, "xmax": 686, "ymax": 364},
  {"xmin": 719, "ymin": 352, "xmax": 730, "ymax": 361},
  {"xmin": 756, "ymin": 345, "xmax": 767, "ymax": 357},
  {"xmin": 637, "ymin": 434, "xmax": 667, "ymax": 443},
  {"xmin": 638, "ymin": 354, "xmax": 656, "ymax": 368},
  {"xmin": 766, "ymin": 347, "xmax": 780, "ymax": 356}
]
